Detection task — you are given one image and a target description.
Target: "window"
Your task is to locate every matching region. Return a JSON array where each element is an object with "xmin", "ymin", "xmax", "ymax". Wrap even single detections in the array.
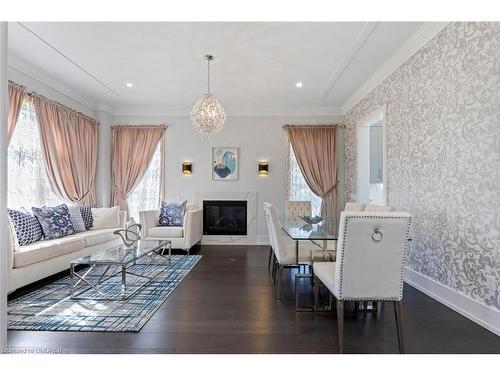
[
  {"xmin": 287, "ymin": 144, "xmax": 321, "ymax": 216},
  {"xmin": 8, "ymin": 99, "xmax": 61, "ymax": 209},
  {"xmin": 127, "ymin": 142, "xmax": 163, "ymax": 221}
]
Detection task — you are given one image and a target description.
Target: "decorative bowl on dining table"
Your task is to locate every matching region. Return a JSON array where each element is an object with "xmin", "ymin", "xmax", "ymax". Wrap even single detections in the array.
[{"xmin": 299, "ymin": 215, "xmax": 326, "ymax": 225}]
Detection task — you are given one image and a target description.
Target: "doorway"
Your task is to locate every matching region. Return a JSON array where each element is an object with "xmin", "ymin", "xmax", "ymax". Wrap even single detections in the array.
[{"xmin": 356, "ymin": 105, "xmax": 387, "ymax": 205}]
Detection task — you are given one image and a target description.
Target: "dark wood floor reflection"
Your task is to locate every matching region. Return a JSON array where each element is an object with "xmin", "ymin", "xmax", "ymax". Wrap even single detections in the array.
[{"xmin": 7, "ymin": 245, "xmax": 500, "ymax": 354}]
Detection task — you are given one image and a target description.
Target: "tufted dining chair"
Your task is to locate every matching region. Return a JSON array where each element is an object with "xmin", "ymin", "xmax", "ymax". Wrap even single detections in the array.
[
  {"xmin": 313, "ymin": 211, "xmax": 412, "ymax": 353},
  {"xmin": 344, "ymin": 202, "xmax": 366, "ymax": 211},
  {"xmin": 286, "ymin": 200, "xmax": 312, "ymax": 218}
]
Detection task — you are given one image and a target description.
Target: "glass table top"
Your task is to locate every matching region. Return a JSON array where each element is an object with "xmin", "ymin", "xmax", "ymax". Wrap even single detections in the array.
[
  {"xmin": 71, "ymin": 240, "xmax": 170, "ymax": 266},
  {"xmin": 281, "ymin": 217, "xmax": 338, "ymax": 240}
]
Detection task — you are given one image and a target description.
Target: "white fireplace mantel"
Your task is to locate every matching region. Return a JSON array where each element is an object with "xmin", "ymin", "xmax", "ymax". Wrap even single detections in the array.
[{"xmin": 193, "ymin": 190, "xmax": 258, "ymax": 245}]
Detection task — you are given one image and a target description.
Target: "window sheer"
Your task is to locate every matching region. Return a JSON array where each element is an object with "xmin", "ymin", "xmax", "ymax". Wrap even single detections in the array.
[
  {"xmin": 287, "ymin": 144, "xmax": 321, "ymax": 216},
  {"xmin": 127, "ymin": 143, "xmax": 162, "ymax": 221},
  {"xmin": 8, "ymin": 100, "xmax": 61, "ymax": 209}
]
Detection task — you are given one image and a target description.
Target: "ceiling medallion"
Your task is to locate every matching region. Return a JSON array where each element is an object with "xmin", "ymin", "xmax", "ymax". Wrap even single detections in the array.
[{"xmin": 191, "ymin": 54, "xmax": 226, "ymax": 137}]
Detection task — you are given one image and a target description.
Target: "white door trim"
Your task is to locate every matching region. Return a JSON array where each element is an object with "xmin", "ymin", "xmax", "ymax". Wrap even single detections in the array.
[
  {"xmin": 0, "ymin": 21, "xmax": 9, "ymax": 349},
  {"xmin": 356, "ymin": 104, "xmax": 387, "ymax": 204}
]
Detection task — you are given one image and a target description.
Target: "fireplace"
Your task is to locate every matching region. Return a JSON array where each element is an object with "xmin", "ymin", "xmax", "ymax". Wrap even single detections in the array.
[{"xmin": 203, "ymin": 200, "xmax": 247, "ymax": 235}]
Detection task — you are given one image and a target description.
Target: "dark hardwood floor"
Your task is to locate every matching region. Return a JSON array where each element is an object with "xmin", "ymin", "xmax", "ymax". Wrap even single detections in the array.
[{"xmin": 7, "ymin": 245, "xmax": 500, "ymax": 354}]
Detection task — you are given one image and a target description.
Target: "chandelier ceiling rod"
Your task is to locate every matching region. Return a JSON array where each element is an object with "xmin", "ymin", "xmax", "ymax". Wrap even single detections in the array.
[{"xmin": 205, "ymin": 54, "xmax": 214, "ymax": 94}]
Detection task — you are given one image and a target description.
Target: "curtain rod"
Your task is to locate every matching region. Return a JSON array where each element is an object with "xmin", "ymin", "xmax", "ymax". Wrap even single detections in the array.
[
  {"xmin": 112, "ymin": 124, "xmax": 168, "ymax": 129},
  {"xmin": 283, "ymin": 124, "xmax": 345, "ymax": 128},
  {"xmin": 25, "ymin": 90, "xmax": 97, "ymax": 124}
]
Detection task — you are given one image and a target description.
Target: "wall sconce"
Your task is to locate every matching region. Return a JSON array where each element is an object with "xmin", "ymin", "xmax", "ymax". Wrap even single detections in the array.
[
  {"xmin": 182, "ymin": 162, "xmax": 192, "ymax": 175},
  {"xmin": 258, "ymin": 161, "xmax": 269, "ymax": 175}
]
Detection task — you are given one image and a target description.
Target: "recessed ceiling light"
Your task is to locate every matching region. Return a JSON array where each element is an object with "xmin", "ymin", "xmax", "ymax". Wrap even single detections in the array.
[
  {"xmin": 295, "ymin": 82, "xmax": 303, "ymax": 88},
  {"xmin": 126, "ymin": 82, "xmax": 134, "ymax": 88}
]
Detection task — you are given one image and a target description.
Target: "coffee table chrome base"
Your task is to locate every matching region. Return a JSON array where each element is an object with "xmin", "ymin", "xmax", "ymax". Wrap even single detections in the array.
[{"xmin": 70, "ymin": 244, "xmax": 171, "ymax": 301}]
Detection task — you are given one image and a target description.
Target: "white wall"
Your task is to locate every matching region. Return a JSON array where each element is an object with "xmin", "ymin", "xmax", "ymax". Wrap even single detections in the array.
[{"xmin": 113, "ymin": 114, "xmax": 344, "ymax": 244}]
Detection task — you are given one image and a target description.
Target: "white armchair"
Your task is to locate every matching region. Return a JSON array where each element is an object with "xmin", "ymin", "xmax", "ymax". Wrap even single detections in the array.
[
  {"xmin": 313, "ymin": 211, "xmax": 412, "ymax": 353},
  {"xmin": 139, "ymin": 203, "xmax": 203, "ymax": 254}
]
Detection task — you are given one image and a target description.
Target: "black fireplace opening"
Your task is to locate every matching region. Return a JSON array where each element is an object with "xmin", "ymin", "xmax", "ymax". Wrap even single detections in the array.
[{"xmin": 203, "ymin": 200, "xmax": 247, "ymax": 235}]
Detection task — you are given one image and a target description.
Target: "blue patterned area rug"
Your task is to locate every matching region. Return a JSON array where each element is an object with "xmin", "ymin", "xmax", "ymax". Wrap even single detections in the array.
[{"xmin": 8, "ymin": 255, "xmax": 202, "ymax": 332}]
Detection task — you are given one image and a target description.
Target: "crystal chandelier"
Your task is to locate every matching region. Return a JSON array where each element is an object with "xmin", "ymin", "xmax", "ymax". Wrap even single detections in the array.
[{"xmin": 191, "ymin": 55, "xmax": 226, "ymax": 136}]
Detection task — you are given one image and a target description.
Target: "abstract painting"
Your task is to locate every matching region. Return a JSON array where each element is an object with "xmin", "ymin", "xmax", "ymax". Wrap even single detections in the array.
[{"xmin": 212, "ymin": 147, "xmax": 239, "ymax": 180}]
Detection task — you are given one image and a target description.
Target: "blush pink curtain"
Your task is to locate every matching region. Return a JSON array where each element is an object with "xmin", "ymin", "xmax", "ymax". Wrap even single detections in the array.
[
  {"xmin": 111, "ymin": 126, "xmax": 165, "ymax": 215},
  {"xmin": 8, "ymin": 81, "xmax": 26, "ymax": 144},
  {"xmin": 32, "ymin": 95, "xmax": 97, "ymax": 205},
  {"xmin": 286, "ymin": 125, "xmax": 338, "ymax": 220}
]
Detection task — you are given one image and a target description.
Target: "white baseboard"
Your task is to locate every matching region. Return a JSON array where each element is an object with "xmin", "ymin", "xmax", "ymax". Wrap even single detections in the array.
[{"xmin": 404, "ymin": 267, "xmax": 500, "ymax": 336}]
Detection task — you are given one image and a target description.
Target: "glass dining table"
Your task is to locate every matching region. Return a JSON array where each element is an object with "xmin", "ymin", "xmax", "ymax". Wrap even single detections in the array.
[
  {"xmin": 280, "ymin": 216, "xmax": 337, "ymax": 311},
  {"xmin": 280, "ymin": 217, "xmax": 338, "ymax": 264}
]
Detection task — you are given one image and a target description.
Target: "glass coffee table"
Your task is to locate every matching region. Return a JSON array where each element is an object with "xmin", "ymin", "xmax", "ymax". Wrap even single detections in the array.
[{"xmin": 70, "ymin": 240, "xmax": 171, "ymax": 301}]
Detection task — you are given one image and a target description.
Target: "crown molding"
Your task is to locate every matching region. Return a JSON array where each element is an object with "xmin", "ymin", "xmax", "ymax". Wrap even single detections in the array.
[
  {"xmin": 318, "ymin": 22, "xmax": 378, "ymax": 98},
  {"xmin": 7, "ymin": 53, "xmax": 98, "ymax": 113},
  {"xmin": 340, "ymin": 22, "xmax": 449, "ymax": 114},
  {"xmin": 112, "ymin": 105, "xmax": 344, "ymax": 118},
  {"xmin": 95, "ymin": 101, "xmax": 114, "ymax": 114}
]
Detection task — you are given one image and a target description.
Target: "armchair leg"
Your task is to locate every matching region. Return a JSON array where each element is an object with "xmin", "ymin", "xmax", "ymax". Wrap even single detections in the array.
[
  {"xmin": 336, "ymin": 300, "xmax": 344, "ymax": 353},
  {"xmin": 394, "ymin": 301, "xmax": 405, "ymax": 353}
]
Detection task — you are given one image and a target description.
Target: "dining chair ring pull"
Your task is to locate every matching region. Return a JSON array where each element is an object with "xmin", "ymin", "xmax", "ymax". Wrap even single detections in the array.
[{"xmin": 372, "ymin": 228, "xmax": 383, "ymax": 242}]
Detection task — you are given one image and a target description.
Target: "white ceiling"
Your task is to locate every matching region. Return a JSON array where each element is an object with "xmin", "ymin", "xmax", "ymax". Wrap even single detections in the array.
[{"xmin": 8, "ymin": 22, "xmax": 424, "ymax": 114}]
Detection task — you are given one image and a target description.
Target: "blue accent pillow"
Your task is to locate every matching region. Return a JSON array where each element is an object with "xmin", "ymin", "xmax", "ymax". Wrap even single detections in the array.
[
  {"xmin": 79, "ymin": 205, "xmax": 95, "ymax": 230},
  {"xmin": 7, "ymin": 208, "xmax": 43, "ymax": 246},
  {"xmin": 32, "ymin": 204, "xmax": 76, "ymax": 240},
  {"xmin": 158, "ymin": 201, "xmax": 187, "ymax": 227}
]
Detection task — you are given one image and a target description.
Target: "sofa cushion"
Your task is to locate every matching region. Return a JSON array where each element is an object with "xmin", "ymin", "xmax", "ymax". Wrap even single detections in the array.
[
  {"xmin": 14, "ymin": 236, "xmax": 85, "ymax": 268},
  {"xmin": 32, "ymin": 204, "xmax": 75, "ymax": 240},
  {"xmin": 80, "ymin": 228, "xmax": 120, "ymax": 247},
  {"xmin": 8, "ymin": 208, "xmax": 43, "ymax": 246},
  {"xmin": 149, "ymin": 226, "xmax": 183, "ymax": 238}
]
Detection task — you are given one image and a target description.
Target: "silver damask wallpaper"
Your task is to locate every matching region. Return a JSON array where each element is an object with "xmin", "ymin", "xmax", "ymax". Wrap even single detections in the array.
[{"xmin": 343, "ymin": 22, "xmax": 500, "ymax": 309}]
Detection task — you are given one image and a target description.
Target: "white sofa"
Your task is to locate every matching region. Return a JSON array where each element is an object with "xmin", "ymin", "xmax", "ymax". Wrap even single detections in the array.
[
  {"xmin": 139, "ymin": 202, "xmax": 202, "ymax": 254},
  {"xmin": 7, "ymin": 212, "xmax": 126, "ymax": 293}
]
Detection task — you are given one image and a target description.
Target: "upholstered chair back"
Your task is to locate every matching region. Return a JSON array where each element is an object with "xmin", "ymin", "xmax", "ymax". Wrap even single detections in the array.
[
  {"xmin": 263, "ymin": 202, "xmax": 276, "ymax": 251},
  {"xmin": 344, "ymin": 202, "xmax": 366, "ymax": 211},
  {"xmin": 333, "ymin": 211, "xmax": 411, "ymax": 301},
  {"xmin": 285, "ymin": 200, "xmax": 312, "ymax": 218},
  {"xmin": 364, "ymin": 204, "xmax": 394, "ymax": 212},
  {"xmin": 263, "ymin": 202, "xmax": 288, "ymax": 265}
]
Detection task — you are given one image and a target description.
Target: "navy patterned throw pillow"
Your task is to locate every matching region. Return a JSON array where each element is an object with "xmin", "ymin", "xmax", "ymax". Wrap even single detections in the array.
[
  {"xmin": 7, "ymin": 208, "xmax": 43, "ymax": 246},
  {"xmin": 80, "ymin": 205, "xmax": 95, "ymax": 230},
  {"xmin": 158, "ymin": 201, "xmax": 187, "ymax": 227},
  {"xmin": 32, "ymin": 204, "xmax": 76, "ymax": 240}
]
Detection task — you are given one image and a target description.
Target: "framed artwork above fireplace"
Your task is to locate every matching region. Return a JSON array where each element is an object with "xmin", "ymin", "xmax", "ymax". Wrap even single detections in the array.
[{"xmin": 212, "ymin": 147, "xmax": 239, "ymax": 181}]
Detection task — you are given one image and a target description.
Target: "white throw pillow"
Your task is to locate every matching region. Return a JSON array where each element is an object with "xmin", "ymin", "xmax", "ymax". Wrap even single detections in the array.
[{"xmin": 91, "ymin": 206, "xmax": 120, "ymax": 230}]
